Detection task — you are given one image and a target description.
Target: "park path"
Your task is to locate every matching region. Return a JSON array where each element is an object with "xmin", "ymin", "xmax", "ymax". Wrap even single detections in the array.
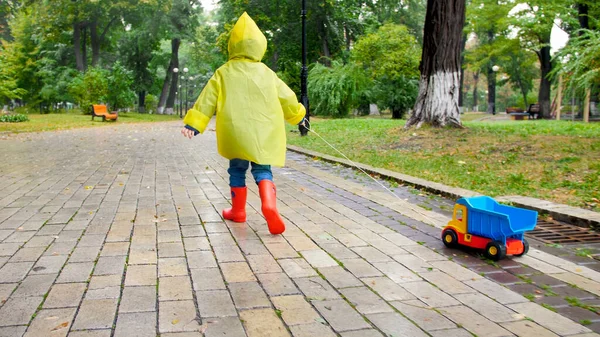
[{"xmin": 0, "ymin": 121, "xmax": 599, "ymax": 337}]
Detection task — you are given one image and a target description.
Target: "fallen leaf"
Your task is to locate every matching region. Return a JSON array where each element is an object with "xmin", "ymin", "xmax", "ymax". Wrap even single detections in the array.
[
  {"xmin": 84, "ymin": 186, "xmax": 93, "ymax": 190},
  {"xmin": 172, "ymin": 319, "xmax": 180, "ymax": 325},
  {"xmin": 199, "ymin": 323, "xmax": 209, "ymax": 333},
  {"xmin": 51, "ymin": 322, "xmax": 69, "ymax": 331},
  {"xmin": 44, "ymin": 316, "xmax": 59, "ymax": 320},
  {"xmin": 535, "ymin": 290, "xmax": 542, "ymax": 294}
]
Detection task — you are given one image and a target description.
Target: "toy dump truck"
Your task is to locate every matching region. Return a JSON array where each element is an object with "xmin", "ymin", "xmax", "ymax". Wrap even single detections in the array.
[{"xmin": 442, "ymin": 196, "xmax": 537, "ymax": 261}]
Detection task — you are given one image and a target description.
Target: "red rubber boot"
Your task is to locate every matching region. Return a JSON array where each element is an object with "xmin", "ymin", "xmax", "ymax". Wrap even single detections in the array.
[
  {"xmin": 258, "ymin": 180, "xmax": 285, "ymax": 235},
  {"xmin": 222, "ymin": 187, "xmax": 247, "ymax": 222}
]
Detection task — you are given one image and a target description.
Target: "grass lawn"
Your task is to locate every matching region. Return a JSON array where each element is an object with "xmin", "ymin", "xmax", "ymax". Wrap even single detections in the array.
[
  {"xmin": 0, "ymin": 111, "xmax": 181, "ymax": 134},
  {"xmin": 287, "ymin": 117, "xmax": 600, "ymax": 211}
]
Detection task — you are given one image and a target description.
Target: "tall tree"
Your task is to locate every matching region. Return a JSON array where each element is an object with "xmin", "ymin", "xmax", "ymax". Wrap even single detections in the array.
[
  {"xmin": 510, "ymin": 0, "xmax": 575, "ymax": 118},
  {"xmin": 405, "ymin": 0, "xmax": 466, "ymax": 128}
]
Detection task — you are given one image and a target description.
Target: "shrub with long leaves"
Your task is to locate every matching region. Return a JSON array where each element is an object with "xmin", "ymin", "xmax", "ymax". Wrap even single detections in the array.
[{"xmin": 553, "ymin": 29, "xmax": 600, "ymax": 95}]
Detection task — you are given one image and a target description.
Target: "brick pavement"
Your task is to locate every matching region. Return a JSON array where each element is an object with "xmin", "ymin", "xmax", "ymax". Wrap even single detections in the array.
[{"xmin": 0, "ymin": 121, "xmax": 598, "ymax": 336}]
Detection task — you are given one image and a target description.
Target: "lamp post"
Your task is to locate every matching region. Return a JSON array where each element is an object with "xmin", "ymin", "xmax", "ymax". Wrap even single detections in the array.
[
  {"xmin": 173, "ymin": 68, "xmax": 179, "ymax": 116},
  {"xmin": 187, "ymin": 76, "xmax": 193, "ymax": 113},
  {"xmin": 299, "ymin": 0, "xmax": 310, "ymax": 136},
  {"xmin": 490, "ymin": 65, "xmax": 500, "ymax": 115},
  {"xmin": 178, "ymin": 84, "xmax": 182, "ymax": 117},
  {"xmin": 183, "ymin": 68, "xmax": 189, "ymax": 117}
]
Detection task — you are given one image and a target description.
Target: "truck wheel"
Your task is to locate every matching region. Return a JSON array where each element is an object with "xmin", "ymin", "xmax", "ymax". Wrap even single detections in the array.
[
  {"xmin": 442, "ymin": 229, "xmax": 458, "ymax": 248},
  {"xmin": 485, "ymin": 241, "xmax": 507, "ymax": 261},
  {"xmin": 514, "ymin": 239, "xmax": 529, "ymax": 257}
]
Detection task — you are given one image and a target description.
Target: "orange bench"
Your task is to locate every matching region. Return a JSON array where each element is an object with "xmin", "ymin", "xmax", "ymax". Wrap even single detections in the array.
[{"xmin": 91, "ymin": 104, "xmax": 118, "ymax": 121}]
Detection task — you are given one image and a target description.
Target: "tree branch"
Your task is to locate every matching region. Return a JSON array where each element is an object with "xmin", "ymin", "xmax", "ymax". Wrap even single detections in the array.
[{"xmin": 100, "ymin": 16, "xmax": 118, "ymax": 43}]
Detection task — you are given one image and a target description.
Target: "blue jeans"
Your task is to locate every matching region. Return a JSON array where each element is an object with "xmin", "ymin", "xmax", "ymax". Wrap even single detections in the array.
[{"xmin": 228, "ymin": 159, "xmax": 272, "ymax": 187}]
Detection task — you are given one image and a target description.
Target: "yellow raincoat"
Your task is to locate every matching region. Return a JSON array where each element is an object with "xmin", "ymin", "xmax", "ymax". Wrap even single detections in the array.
[{"xmin": 183, "ymin": 12, "xmax": 306, "ymax": 167}]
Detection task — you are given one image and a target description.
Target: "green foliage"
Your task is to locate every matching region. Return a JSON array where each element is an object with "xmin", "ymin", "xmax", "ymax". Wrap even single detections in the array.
[
  {"xmin": 0, "ymin": 113, "xmax": 29, "ymax": 123},
  {"xmin": 69, "ymin": 67, "xmax": 109, "ymax": 113},
  {"xmin": 107, "ymin": 61, "xmax": 135, "ymax": 110},
  {"xmin": 553, "ymin": 29, "xmax": 600, "ymax": 95},
  {"xmin": 308, "ymin": 61, "xmax": 371, "ymax": 117},
  {"xmin": 145, "ymin": 94, "xmax": 158, "ymax": 114},
  {"xmin": 351, "ymin": 24, "xmax": 421, "ymax": 116}
]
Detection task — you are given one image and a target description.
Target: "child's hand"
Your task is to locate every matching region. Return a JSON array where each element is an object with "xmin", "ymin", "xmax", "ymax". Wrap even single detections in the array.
[{"xmin": 181, "ymin": 127, "xmax": 196, "ymax": 139}]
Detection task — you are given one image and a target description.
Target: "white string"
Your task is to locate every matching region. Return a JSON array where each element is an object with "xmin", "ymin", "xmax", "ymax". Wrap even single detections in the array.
[{"xmin": 301, "ymin": 119, "xmax": 441, "ymax": 226}]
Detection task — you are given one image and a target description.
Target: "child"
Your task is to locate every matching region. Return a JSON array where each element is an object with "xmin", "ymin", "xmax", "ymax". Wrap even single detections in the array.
[{"xmin": 181, "ymin": 12, "xmax": 306, "ymax": 235}]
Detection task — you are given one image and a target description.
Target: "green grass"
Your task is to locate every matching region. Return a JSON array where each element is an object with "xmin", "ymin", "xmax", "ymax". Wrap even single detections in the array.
[
  {"xmin": 0, "ymin": 110, "xmax": 180, "ymax": 134},
  {"xmin": 288, "ymin": 117, "xmax": 600, "ymax": 211}
]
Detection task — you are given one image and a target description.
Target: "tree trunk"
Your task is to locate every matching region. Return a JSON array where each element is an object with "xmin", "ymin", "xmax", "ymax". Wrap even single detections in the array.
[
  {"xmin": 138, "ymin": 91, "xmax": 146, "ymax": 113},
  {"xmin": 157, "ymin": 59, "xmax": 173, "ymax": 114},
  {"xmin": 577, "ymin": 2, "xmax": 589, "ymax": 32},
  {"xmin": 473, "ymin": 71, "xmax": 479, "ymax": 111},
  {"xmin": 458, "ymin": 33, "xmax": 467, "ymax": 109},
  {"xmin": 90, "ymin": 20, "xmax": 100, "ymax": 66},
  {"xmin": 82, "ymin": 25, "xmax": 88, "ymax": 72},
  {"xmin": 487, "ymin": 64, "xmax": 496, "ymax": 114},
  {"xmin": 74, "ymin": 22, "xmax": 84, "ymax": 72},
  {"xmin": 165, "ymin": 38, "xmax": 181, "ymax": 115},
  {"xmin": 344, "ymin": 23, "xmax": 351, "ymax": 51},
  {"xmin": 392, "ymin": 109, "xmax": 402, "ymax": 119},
  {"xmin": 537, "ymin": 45, "xmax": 552, "ymax": 119},
  {"xmin": 318, "ymin": 19, "xmax": 331, "ymax": 66},
  {"xmin": 405, "ymin": 0, "xmax": 466, "ymax": 128}
]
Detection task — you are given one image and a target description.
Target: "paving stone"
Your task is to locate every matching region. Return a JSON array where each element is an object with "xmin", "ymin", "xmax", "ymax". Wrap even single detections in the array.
[
  {"xmin": 272, "ymin": 295, "xmax": 321, "ymax": 325},
  {"xmin": 186, "ymin": 251, "xmax": 217, "ymax": 269},
  {"xmin": 159, "ymin": 300, "xmax": 201, "ymax": 333},
  {"xmin": 289, "ymin": 322, "xmax": 338, "ymax": 337},
  {"xmin": 552, "ymin": 272, "xmax": 600, "ymax": 298},
  {"xmin": 180, "ymin": 225, "xmax": 205, "ymax": 237},
  {"xmin": 465, "ymin": 278, "xmax": 529, "ymax": 305},
  {"xmin": 207, "ymin": 233, "xmax": 236, "ymax": 247},
  {"xmin": 190, "ymin": 268, "xmax": 226, "ymax": 291},
  {"xmin": 500, "ymin": 320, "xmax": 560, "ymax": 337},
  {"xmin": 125, "ymin": 264, "xmax": 157, "ymax": 286},
  {"xmin": 257, "ymin": 272, "xmax": 300, "ymax": 296},
  {"xmin": 428, "ymin": 328, "xmax": 474, "ymax": 337},
  {"xmin": 0, "ymin": 262, "xmax": 34, "ymax": 282},
  {"xmin": 294, "ymin": 276, "xmax": 340, "ymax": 301},
  {"xmin": 361, "ymin": 276, "xmax": 416, "ymax": 301},
  {"xmin": 0, "ymin": 296, "xmax": 42, "ymax": 325},
  {"xmin": 391, "ymin": 300, "xmax": 456, "ymax": 331},
  {"xmin": 77, "ymin": 234, "xmax": 106, "ymax": 247},
  {"xmin": 313, "ymin": 299, "xmax": 371, "ymax": 332},
  {"xmin": 120, "ymin": 286, "xmax": 157, "ymax": 313},
  {"xmin": 400, "ymin": 281, "xmax": 460, "ymax": 308},
  {"xmin": 43, "ymin": 283, "xmax": 87, "ymax": 308},
  {"xmin": 265, "ymin": 242, "xmax": 299, "ymax": 259},
  {"xmin": 372, "ymin": 261, "xmax": 421, "ymax": 283},
  {"xmin": 340, "ymin": 258, "xmax": 383, "ymax": 278},
  {"xmin": 240, "ymin": 308, "xmax": 290, "ymax": 337},
  {"xmin": 93, "ymin": 256, "xmax": 126, "ymax": 276},
  {"xmin": 440, "ymin": 305, "xmax": 513, "ymax": 337},
  {"xmin": 0, "ymin": 243, "xmax": 21, "ymax": 256},
  {"xmin": 0, "ymin": 326, "xmax": 27, "ymax": 337},
  {"xmin": 238, "ymin": 239, "xmax": 269, "ymax": 255},
  {"xmin": 85, "ymin": 274, "xmax": 121, "ymax": 299},
  {"xmin": 286, "ymin": 236, "xmax": 320, "ymax": 251},
  {"xmin": 369, "ymin": 239, "xmax": 410, "ymax": 256},
  {"xmin": 321, "ymin": 243, "xmax": 360, "ymax": 259},
  {"xmin": 158, "ymin": 229, "xmax": 182, "ymax": 243},
  {"xmin": 12, "ymin": 274, "xmax": 56, "ymax": 297},
  {"xmin": 44, "ymin": 241, "xmax": 77, "ymax": 256},
  {"xmin": 351, "ymin": 246, "xmax": 392, "ymax": 263},
  {"xmin": 340, "ymin": 286, "xmax": 393, "ymax": 314},
  {"xmin": 56, "ymin": 262, "xmax": 94, "ymax": 283},
  {"xmin": 278, "ymin": 258, "xmax": 318, "ymax": 278},
  {"xmin": 23, "ymin": 236, "xmax": 54, "ymax": 248},
  {"xmin": 508, "ymin": 302, "xmax": 592, "ymax": 335},
  {"xmin": 367, "ymin": 311, "xmax": 429, "ymax": 337},
  {"xmin": 68, "ymin": 245, "xmax": 101, "ymax": 263},
  {"xmin": 333, "ymin": 234, "xmax": 367, "ymax": 248},
  {"xmin": 213, "ymin": 245, "xmax": 245, "ymax": 262},
  {"xmin": 203, "ymin": 316, "xmax": 246, "ymax": 337},
  {"xmin": 196, "ymin": 290, "xmax": 237, "ymax": 317},
  {"xmin": 23, "ymin": 307, "xmax": 76, "ymax": 337},
  {"xmin": 8, "ymin": 247, "xmax": 46, "ymax": 262},
  {"xmin": 129, "ymin": 248, "xmax": 157, "ymax": 265},
  {"xmin": 430, "ymin": 260, "xmax": 483, "ymax": 281},
  {"xmin": 101, "ymin": 242, "xmax": 130, "ymax": 256},
  {"xmin": 318, "ymin": 266, "xmax": 362, "ymax": 288},
  {"xmin": 183, "ymin": 237, "xmax": 211, "ymax": 251},
  {"xmin": 454, "ymin": 292, "xmax": 524, "ymax": 323},
  {"xmin": 247, "ymin": 254, "xmax": 282, "ymax": 274},
  {"xmin": 0, "ymin": 283, "xmax": 17, "ymax": 304},
  {"xmin": 159, "ymin": 257, "xmax": 189, "ymax": 277},
  {"xmin": 419, "ymin": 271, "xmax": 474, "ymax": 295},
  {"xmin": 114, "ymin": 312, "xmax": 156, "ymax": 337},
  {"xmin": 159, "ymin": 276, "xmax": 193, "ymax": 301},
  {"xmin": 229, "ymin": 281, "xmax": 270, "ymax": 309},
  {"xmin": 221, "ymin": 262, "xmax": 257, "ymax": 283},
  {"xmin": 300, "ymin": 249, "xmax": 339, "ymax": 268}
]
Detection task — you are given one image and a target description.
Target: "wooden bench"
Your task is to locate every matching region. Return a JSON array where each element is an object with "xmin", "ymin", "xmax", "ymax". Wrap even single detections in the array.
[
  {"xmin": 91, "ymin": 104, "xmax": 118, "ymax": 121},
  {"xmin": 509, "ymin": 112, "xmax": 530, "ymax": 120}
]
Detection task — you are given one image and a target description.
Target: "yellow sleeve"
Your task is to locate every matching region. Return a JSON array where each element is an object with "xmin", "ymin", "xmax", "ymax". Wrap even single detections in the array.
[
  {"xmin": 183, "ymin": 73, "xmax": 219, "ymax": 133},
  {"xmin": 277, "ymin": 78, "xmax": 306, "ymax": 125}
]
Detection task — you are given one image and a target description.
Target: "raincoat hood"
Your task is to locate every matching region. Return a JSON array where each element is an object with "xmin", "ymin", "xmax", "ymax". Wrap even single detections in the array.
[{"xmin": 228, "ymin": 12, "xmax": 267, "ymax": 61}]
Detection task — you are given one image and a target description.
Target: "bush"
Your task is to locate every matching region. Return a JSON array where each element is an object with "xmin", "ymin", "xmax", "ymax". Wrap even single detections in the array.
[
  {"xmin": 145, "ymin": 94, "xmax": 158, "ymax": 114},
  {"xmin": 308, "ymin": 61, "xmax": 371, "ymax": 117},
  {"xmin": 69, "ymin": 67, "xmax": 109, "ymax": 114},
  {"xmin": 0, "ymin": 113, "xmax": 29, "ymax": 123}
]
